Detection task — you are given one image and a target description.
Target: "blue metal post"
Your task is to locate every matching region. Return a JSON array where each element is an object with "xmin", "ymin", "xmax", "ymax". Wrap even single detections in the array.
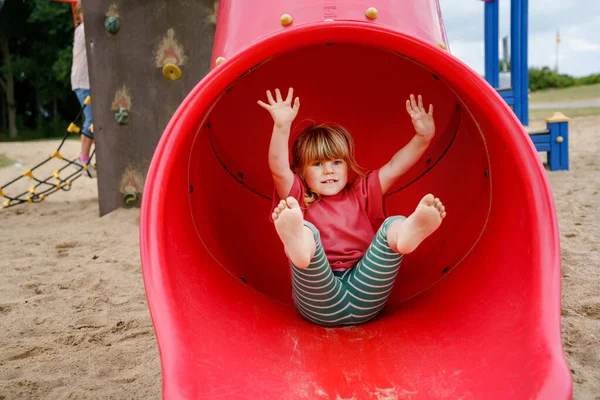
[
  {"xmin": 547, "ymin": 119, "xmax": 569, "ymax": 171},
  {"xmin": 484, "ymin": 0, "xmax": 500, "ymax": 88},
  {"xmin": 511, "ymin": 0, "xmax": 529, "ymax": 125}
]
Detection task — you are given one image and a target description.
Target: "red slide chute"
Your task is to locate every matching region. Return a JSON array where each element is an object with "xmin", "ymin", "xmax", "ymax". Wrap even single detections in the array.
[{"xmin": 141, "ymin": 1, "xmax": 571, "ymax": 398}]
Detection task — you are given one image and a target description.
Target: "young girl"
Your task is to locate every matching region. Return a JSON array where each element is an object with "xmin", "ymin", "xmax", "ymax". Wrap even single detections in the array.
[
  {"xmin": 258, "ymin": 88, "xmax": 446, "ymax": 326},
  {"xmin": 71, "ymin": 1, "xmax": 95, "ymax": 177}
]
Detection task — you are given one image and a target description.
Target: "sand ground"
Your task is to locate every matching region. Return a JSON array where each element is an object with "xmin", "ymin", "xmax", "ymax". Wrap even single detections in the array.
[{"xmin": 0, "ymin": 116, "xmax": 599, "ymax": 399}]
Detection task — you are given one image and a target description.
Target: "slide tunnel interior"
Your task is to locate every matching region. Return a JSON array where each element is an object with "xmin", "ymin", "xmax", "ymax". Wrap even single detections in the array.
[{"xmin": 141, "ymin": 25, "xmax": 570, "ymax": 399}]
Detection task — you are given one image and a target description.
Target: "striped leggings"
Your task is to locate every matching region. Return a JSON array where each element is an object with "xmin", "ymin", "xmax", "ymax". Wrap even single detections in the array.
[{"xmin": 291, "ymin": 217, "xmax": 404, "ymax": 327}]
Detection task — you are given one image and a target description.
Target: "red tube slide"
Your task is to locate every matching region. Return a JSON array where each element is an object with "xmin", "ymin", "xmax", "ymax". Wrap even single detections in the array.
[{"xmin": 140, "ymin": 1, "xmax": 572, "ymax": 398}]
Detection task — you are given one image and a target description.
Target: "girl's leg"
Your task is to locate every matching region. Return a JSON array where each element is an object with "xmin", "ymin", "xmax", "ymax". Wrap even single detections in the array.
[
  {"xmin": 73, "ymin": 89, "xmax": 94, "ymax": 164},
  {"xmin": 82, "ymin": 96, "xmax": 93, "ymax": 137},
  {"xmin": 341, "ymin": 195, "xmax": 447, "ymax": 324},
  {"xmin": 272, "ymin": 198, "xmax": 315, "ymax": 268},
  {"xmin": 74, "ymin": 89, "xmax": 93, "ymax": 139},
  {"xmin": 273, "ymin": 198, "xmax": 352, "ymax": 326},
  {"xmin": 342, "ymin": 217, "xmax": 405, "ymax": 324},
  {"xmin": 387, "ymin": 194, "xmax": 446, "ymax": 254},
  {"xmin": 290, "ymin": 221, "xmax": 354, "ymax": 326}
]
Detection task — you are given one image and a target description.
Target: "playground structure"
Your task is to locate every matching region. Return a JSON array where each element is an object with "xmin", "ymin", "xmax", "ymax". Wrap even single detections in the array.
[
  {"xmin": 483, "ymin": 0, "xmax": 569, "ymax": 170},
  {"xmin": 0, "ymin": 0, "xmax": 96, "ymax": 209},
  {"xmin": 0, "ymin": 0, "xmax": 573, "ymax": 396},
  {"xmin": 140, "ymin": 0, "xmax": 572, "ymax": 398},
  {"xmin": 1, "ymin": 0, "xmax": 569, "ymax": 211},
  {"xmin": 82, "ymin": 0, "xmax": 216, "ymax": 216},
  {"xmin": 2, "ymin": 0, "xmax": 216, "ymax": 211},
  {"xmin": 0, "ymin": 98, "xmax": 96, "ymax": 209}
]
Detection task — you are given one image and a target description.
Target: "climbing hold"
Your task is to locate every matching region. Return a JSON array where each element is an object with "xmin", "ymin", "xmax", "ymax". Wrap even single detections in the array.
[
  {"xmin": 0, "ymin": 188, "xmax": 3, "ymax": 197},
  {"xmin": 55, "ymin": 183, "xmax": 62, "ymax": 189},
  {"xmin": 123, "ymin": 191, "xmax": 138, "ymax": 206},
  {"xmin": 39, "ymin": 194, "xmax": 45, "ymax": 201},
  {"xmin": 27, "ymin": 197, "xmax": 33, "ymax": 203},
  {"xmin": 365, "ymin": 7, "xmax": 378, "ymax": 19},
  {"xmin": 3, "ymin": 199, "xmax": 9, "ymax": 207},
  {"xmin": 51, "ymin": 151, "xmax": 63, "ymax": 160},
  {"xmin": 23, "ymin": 170, "xmax": 34, "ymax": 179},
  {"xmin": 84, "ymin": 95, "xmax": 92, "ymax": 105},
  {"xmin": 215, "ymin": 56, "xmax": 226, "ymax": 66},
  {"xmin": 280, "ymin": 14, "xmax": 293, "ymax": 26},
  {"xmin": 66, "ymin": 181, "xmax": 72, "ymax": 186},
  {"xmin": 437, "ymin": 42, "xmax": 447, "ymax": 50},
  {"xmin": 67, "ymin": 123, "xmax": 81, "ymax": 134},
  {"xmin": 162, "ymin": 64, "xmax": 183, "ymax": 81},
  {"xmin": 52, "ymin": 170, "xmax": 60, "ymax": 179},
  {"xmin": 28, "ymin": 186, "xmax": 36, "ymax": 194},
  {"xmin": 556, "ymin": 136, "xmax": 564, "ymax": 144},
  {"xmin": 104, "ymin": 16, "xmax": 120, "ymax": 34},
  {"xmin": 115, "ymin": 107, "xmax": 130, "ymax": 125}
]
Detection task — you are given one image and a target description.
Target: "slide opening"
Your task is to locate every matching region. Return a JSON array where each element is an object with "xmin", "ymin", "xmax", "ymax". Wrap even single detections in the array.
[
  {"xmin": 187, "ymin": 40, "xmax": 491, "ymax": 305},
  {"xmin": 141, "ymin": 22, "xmax": 570, "ymax": 400}
]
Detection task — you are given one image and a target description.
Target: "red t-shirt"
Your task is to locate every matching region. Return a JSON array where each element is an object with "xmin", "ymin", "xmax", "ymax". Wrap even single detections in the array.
[{"xmin": 274, "ymin": 170, "xmax": 387, "ymax": 270}]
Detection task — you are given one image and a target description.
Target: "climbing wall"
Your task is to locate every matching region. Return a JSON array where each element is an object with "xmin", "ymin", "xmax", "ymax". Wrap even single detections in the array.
[{"xmin": 83, "ymin": 0, "xmax": 217, "ymax": 215}]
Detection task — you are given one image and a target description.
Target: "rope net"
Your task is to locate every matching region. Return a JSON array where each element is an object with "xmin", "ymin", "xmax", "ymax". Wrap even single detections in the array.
[{"xmin": 1, "ymin": 96, "xmax": 97, "ymax": 209}]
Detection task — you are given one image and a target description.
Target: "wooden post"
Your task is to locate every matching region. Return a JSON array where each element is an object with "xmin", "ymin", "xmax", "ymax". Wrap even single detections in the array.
[{"xmin": 83, "ymin": 0, "xmax": 217, "ymax": 215}]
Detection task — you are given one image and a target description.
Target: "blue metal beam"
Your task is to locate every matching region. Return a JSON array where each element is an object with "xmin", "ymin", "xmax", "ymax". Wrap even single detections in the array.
[
  {"xmin": 497, "ymin": 89, "xmax": 515, "ymax": 105},
  {"xmin": 484, "ymin": 0, "xmax": 500, "ymax": 88},
  {"xmin": 511, "ymin": 0, "xmax": 529, "ymax": 125}
]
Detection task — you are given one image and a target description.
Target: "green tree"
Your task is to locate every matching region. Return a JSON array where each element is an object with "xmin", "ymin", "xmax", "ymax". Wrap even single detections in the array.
[
  {"xmin": 529, "ymin": 66, "xmax": 576, "ymax": 91},
  {"xmin": 0, "ymin": 0, "xmax": 30, "ymax": 138},
  {"xmin": 0, "ymin": 0, "xmax": 73, "ymax": 139},
  {"xmin": 26, "ymin": 0, "xmax": 72, "ymax": 135}
]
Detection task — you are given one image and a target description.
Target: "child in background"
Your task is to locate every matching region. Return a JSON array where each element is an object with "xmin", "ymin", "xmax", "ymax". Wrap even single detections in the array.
[
  {"xmin": 258, "ymin": 88, "xmax": 446, "ymax": 326},
  {"xmin": 71, "ymin": 0, "xmax": 95, "ymax": 177}
]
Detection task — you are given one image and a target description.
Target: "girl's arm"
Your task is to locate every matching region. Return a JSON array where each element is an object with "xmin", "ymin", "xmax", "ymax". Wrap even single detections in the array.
[
  {"xmin": 379, "ymin": 94, "xmax": 435, "ymax": 195},
  {"xmin": 258, "ymin": 88, "xmax": 300, "ymax": 199}
]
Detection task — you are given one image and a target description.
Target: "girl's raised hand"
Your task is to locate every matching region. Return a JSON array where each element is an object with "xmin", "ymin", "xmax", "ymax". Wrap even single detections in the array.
[
  {"xmin": 406, "ymin": 94, "xmax": 435, "ymax": 141},
  {"xmin": 258, "ymin": 88, "xmax": 300, "ymax": 126}
]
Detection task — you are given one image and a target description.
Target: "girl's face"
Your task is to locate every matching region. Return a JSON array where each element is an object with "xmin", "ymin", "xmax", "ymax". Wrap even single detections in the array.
[{"xmin": 303, "ymin": 159, "xmax": 348, "ymax": 196}]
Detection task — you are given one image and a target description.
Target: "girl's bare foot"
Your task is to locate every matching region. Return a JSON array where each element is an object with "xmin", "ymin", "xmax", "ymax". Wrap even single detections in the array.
[
  {"xmin": 388, "ymin": 194, "xmax": 446, "ymax": 254},
  {"xmin": 272, "ymin": 197, "xmax": 316, "ymax": 268}
]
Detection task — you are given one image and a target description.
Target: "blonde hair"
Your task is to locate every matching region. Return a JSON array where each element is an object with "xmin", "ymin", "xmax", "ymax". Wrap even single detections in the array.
[
  {"xmin": 291, "ymin": 123, "xmax": 364, "ymax": 207},
  {"xmin": 75, "ymin": 1, "xmax": 82, "ymax": 25}
]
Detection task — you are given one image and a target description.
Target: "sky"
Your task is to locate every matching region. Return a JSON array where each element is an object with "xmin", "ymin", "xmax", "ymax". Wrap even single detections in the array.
[{"xmin": 439, "ymin": 0, "xmax": 600, "ymax": 77}]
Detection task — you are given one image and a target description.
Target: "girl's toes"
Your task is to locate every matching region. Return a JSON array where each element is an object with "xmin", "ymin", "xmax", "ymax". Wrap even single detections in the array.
[
  {"xmin": 441, "ymin": 211, "xmax": 447, "ymax": 219},
  {"xmin": 440, "ymin": 206, "xmax": 445, "ymax": 214},
  {"xmin": 278, "ymin": 200, "xmax": 287, "ymax": 211},
  {"xmin": 272, "ymin": 212, "xmax": 279, "ymax": 221}
]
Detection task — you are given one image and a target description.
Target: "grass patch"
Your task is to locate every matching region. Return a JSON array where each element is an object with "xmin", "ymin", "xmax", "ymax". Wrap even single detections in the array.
[
  {"xmin": 529, "ymin": 107, "xmax": 600, "ymax": 121},
  {"xmin": 0, "ymin": 154, "xmax": 17, "ymax": 168},
  {"xmin": 530, "ymin": 83, "xmax": 600, "ymax": 104}
]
